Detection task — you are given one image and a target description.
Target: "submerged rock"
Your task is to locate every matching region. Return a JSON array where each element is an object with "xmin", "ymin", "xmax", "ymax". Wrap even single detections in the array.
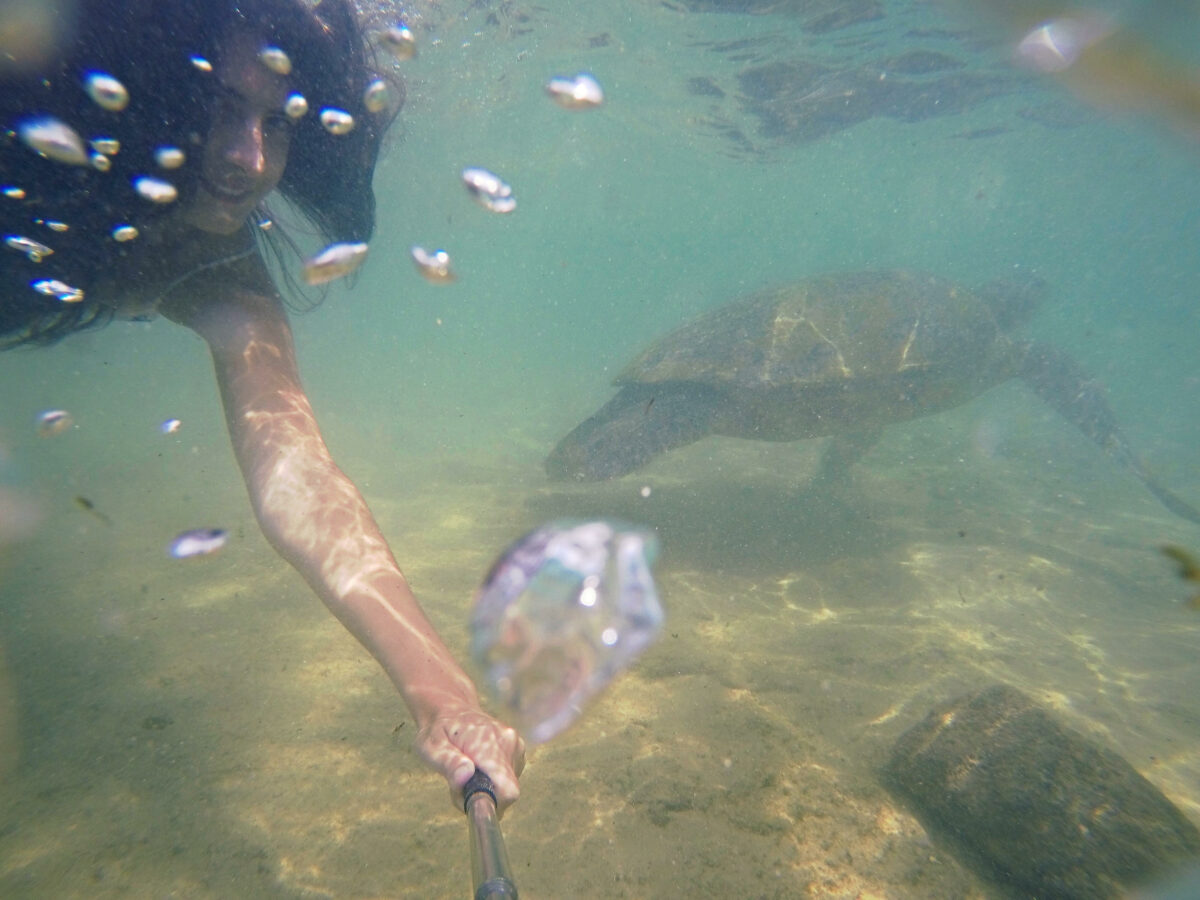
[{"xmin": 883, "ymin": 684, "xmax": 1200, "ymax": 899}]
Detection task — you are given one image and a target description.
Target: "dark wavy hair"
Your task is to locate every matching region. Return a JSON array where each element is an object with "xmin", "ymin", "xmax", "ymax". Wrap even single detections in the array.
[{"xmin": 0, "ymin": 0, "xmax": 399, "ymax": 347}]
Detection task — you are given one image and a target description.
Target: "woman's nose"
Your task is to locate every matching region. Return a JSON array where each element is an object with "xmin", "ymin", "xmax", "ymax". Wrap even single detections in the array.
[{"xmin": 225, "ymin": 118, "xmax": 266, "ymax": 174}]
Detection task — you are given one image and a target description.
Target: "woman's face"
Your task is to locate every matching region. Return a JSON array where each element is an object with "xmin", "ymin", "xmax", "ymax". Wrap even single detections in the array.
[{"xmin": 180, "ymin": 29, "xmax": 294, "ymax": 235}]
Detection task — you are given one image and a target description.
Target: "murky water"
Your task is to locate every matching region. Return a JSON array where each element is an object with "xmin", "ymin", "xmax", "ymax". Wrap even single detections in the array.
[{"xmin": 2, "ymin": 1, "xmax": 1199, "ymax": 897}]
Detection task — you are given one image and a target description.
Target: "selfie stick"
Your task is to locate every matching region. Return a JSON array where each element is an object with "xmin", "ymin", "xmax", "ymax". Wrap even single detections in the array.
[{"xmin": 464, "ymin": 769, "xmax": 518, "ymax": 899}]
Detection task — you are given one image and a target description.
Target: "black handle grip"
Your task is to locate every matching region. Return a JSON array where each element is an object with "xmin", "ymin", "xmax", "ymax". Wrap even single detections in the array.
[{"xmin": 463, "ymin": 768, "xmax": 497, "ymax": 813}]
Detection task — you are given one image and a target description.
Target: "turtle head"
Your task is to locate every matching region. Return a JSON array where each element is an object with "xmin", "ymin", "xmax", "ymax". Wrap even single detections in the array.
[
  {"xmin": 544, "ymin": 427, "xmax": 623, "ymax": 481},
  {"xmin": 546, "ymin": 384, "xmax": 721, "ymax": 481},
  {"xmin": 977, "ymin": 272, "xmax": 1048, "ymax": 331},
  {"xmin": 545, "ymin": 391, "xmax": 668, "ymax": 482}
]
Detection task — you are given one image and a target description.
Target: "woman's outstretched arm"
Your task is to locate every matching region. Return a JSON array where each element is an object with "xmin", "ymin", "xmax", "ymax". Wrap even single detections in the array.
[{"xmin": 162, "ymin": 266, "xmax": 524, "ymax": 812}]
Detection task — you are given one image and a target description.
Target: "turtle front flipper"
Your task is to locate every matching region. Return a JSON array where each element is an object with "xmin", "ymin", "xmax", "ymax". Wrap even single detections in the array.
[
  {"xmin": 1017, "ymin": 341, "xmax": 1200, "ymax": 525},
  {"xmin": 545, "ymin": 383, "xmax": 722, "ymax": 481}
]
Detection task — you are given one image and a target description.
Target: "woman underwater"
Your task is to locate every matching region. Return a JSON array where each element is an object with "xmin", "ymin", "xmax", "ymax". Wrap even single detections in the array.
[{"xmin": 0, "ymin": 0, "xmax": 524, "ymax": 810}]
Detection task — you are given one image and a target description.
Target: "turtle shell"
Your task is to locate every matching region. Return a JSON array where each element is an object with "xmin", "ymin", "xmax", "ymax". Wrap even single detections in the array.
[{"xmin": 616, "ymin": 270, "xmax": 1007, "ymax": 392}]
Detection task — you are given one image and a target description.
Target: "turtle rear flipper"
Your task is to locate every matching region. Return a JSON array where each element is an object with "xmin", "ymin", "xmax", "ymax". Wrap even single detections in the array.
[
  {"xmin": 1142, "ymin": 479, "xmax": 1200, "ymax": 526},
  {"xmin": 1018, "ymin": 341, "xmax": 1200, "ymax": 525},
  {"xmin": 545, "ymin": 383, "xmax": 722, "ymax": 482},
  {"xmin": 814, "ymin": 428, "xmax": 885, "ymax": 484}
]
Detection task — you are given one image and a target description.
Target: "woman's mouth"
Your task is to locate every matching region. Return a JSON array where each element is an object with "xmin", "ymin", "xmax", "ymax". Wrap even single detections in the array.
[{"xmin": 201, "ymin": 176, "xmax": 254, "ymax": 204}]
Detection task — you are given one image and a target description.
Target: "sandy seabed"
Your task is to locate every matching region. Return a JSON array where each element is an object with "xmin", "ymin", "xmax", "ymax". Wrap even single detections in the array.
[{"xmin": 1, "ymin": 415, "xmax": 1198, "ymax": 899}]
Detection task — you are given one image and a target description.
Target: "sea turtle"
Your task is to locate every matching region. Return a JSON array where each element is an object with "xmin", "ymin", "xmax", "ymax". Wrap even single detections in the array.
[{"xmin": 545, "ymin": 270, "xmax": 1200, "ymax": 525}]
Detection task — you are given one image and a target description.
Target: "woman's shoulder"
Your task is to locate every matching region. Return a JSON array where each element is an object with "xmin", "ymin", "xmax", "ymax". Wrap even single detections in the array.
[
  {"xmin": 104, "ymin": 228, "xmax": 270, "ymax": 320},
  {"xmin": 155, "ymin": 232, "xmax": 285, "ymax": 334}
]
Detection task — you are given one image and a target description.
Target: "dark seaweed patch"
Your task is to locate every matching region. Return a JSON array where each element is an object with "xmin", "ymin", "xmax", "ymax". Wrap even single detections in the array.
[
  {"xmin": 882, "ymin": 50, "xmax": 965, "ymax": 75},
  {"xmin": 687, "ymin": 76, "xmax": 726, "ymax": 98}
]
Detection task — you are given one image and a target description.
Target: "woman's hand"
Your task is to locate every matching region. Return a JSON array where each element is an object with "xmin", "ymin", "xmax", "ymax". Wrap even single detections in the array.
[{"xmin": 415, "ymin": 704, "xmax": 526, "ymax": 815}]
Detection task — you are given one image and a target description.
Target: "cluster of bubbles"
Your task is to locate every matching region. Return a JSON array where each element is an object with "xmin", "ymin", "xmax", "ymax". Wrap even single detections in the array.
[
  {"xmin": 406, "ymin": 62, "xmax": 603, "ymax": 284},
  {"xmin": 4, "ymin": 35, "xmax": 401, "ymax": 305},
  {"xmin": 5, "ymin": 14, "xmax": 609, "ymax": 301}
]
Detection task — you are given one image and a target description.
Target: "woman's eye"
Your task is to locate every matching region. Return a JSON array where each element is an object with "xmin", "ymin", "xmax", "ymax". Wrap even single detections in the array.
[{"xmin": 213, "ymin": 96, "xmax": 240, "ymax": 120}]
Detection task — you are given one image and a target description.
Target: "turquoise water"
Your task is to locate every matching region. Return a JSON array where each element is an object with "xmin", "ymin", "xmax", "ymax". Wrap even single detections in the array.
[{"xmin": 2, "ymin": 1, "xmax": 1199, "ymax": 896}]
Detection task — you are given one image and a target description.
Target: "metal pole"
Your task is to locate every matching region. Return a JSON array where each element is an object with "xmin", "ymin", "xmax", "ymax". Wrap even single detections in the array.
[{"xmin": 464, "ymin": 770, "xmax": 518, "ymax": 899}]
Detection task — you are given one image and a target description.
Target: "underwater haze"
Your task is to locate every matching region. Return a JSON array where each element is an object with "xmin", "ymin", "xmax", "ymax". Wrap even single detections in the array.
[{"xmin": 2, "ymin": 0, "xmax": 1200, "ymax": 896}]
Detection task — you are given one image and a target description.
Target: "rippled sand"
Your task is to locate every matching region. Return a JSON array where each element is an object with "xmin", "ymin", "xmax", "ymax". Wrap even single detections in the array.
[{"xmin": 2, "ymin": 410, "xmax": 1197, "ymax": 898}]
